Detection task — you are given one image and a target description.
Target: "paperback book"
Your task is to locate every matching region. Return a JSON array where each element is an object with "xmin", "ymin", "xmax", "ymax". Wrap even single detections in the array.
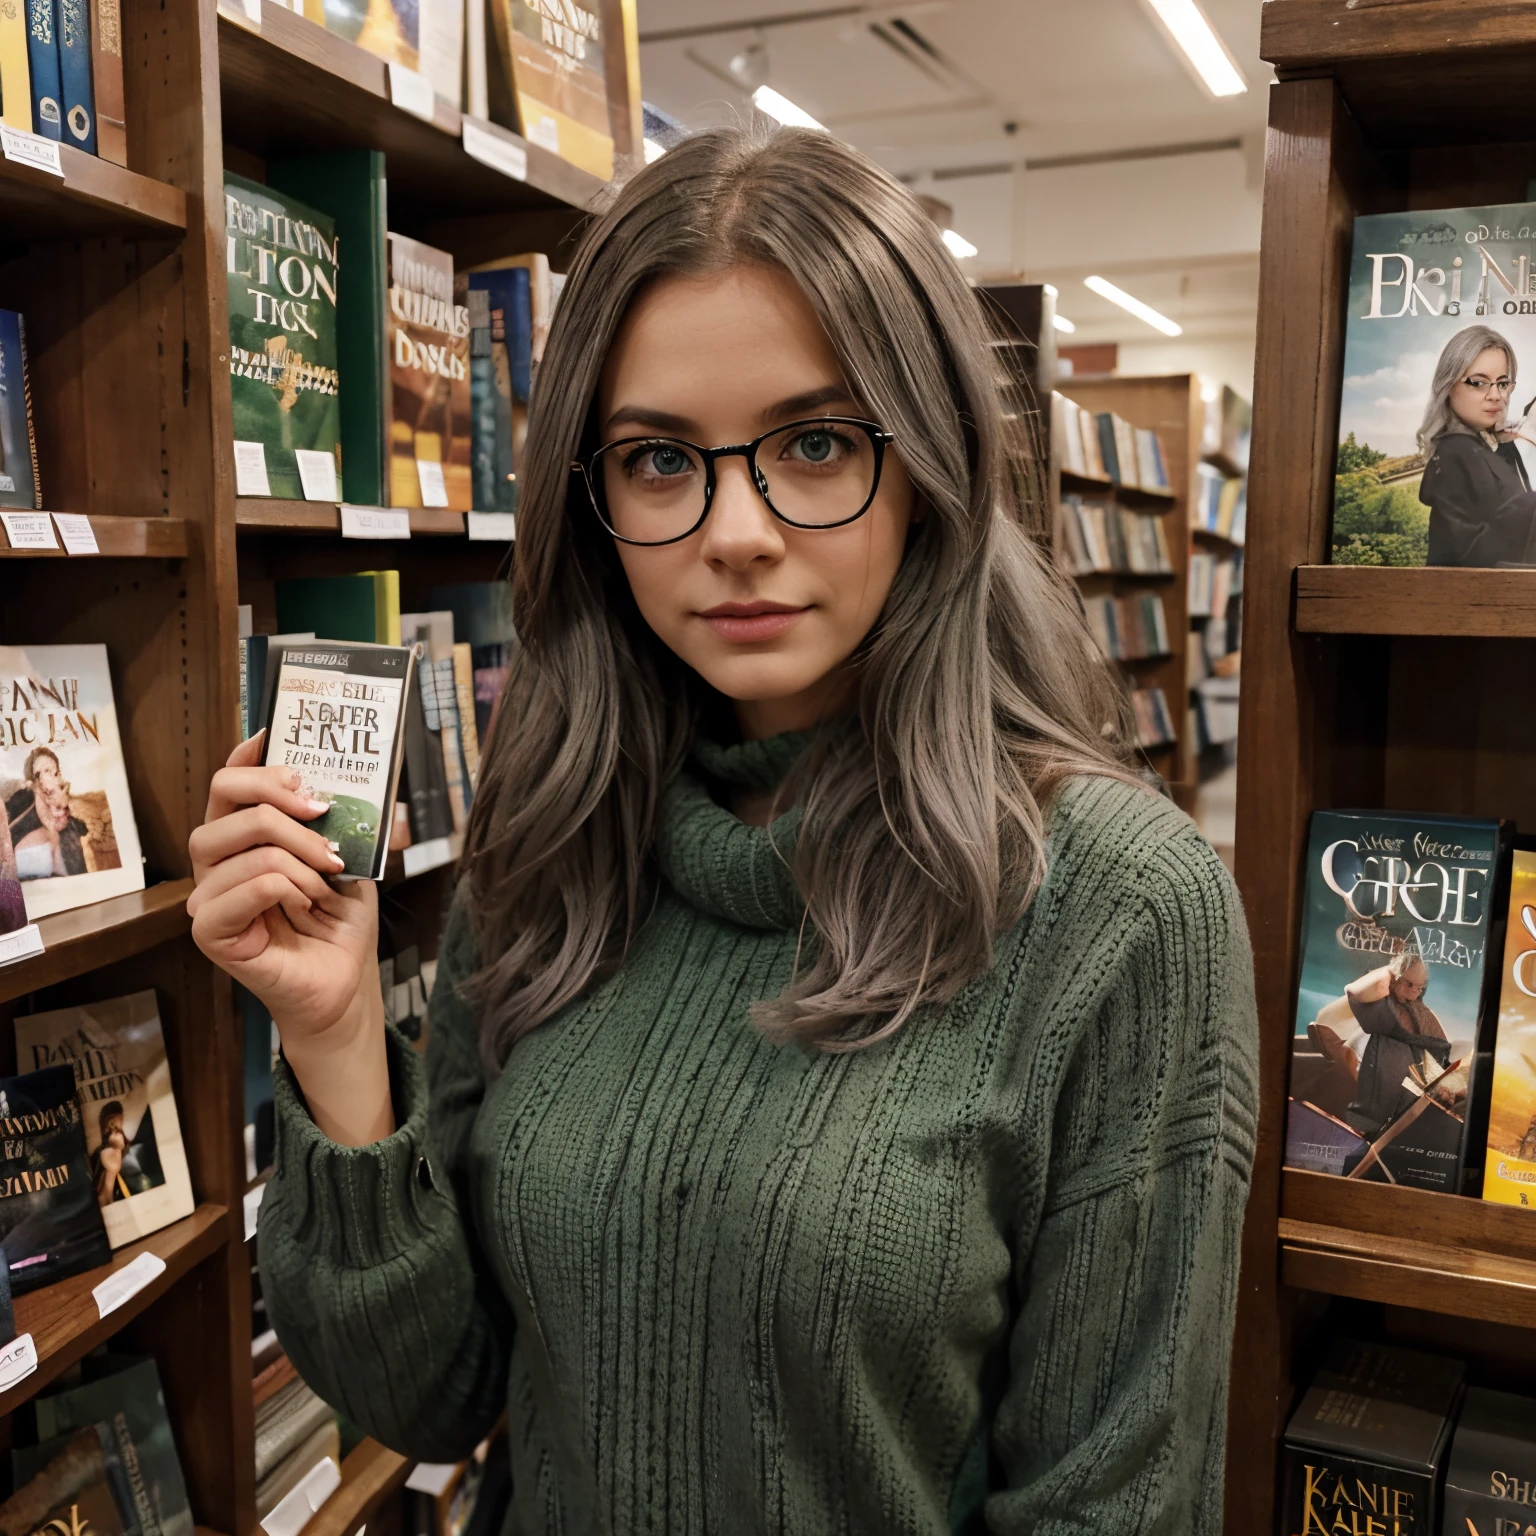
[
  {"xmin": 260, "ymin": 642, "xmax": 414, "ymax": 880},
  {"xmin": 1483, "ymin": 848, "xmax": 1536, "ymax": 1206},
  {"xmin": 15, "ymin": 991, "xmax": 194, "ymax": 1247},
  {"xmin": 0, "ymin": 0, "xmax": 31, "ymax": 134},
  {"xmin": 0, "ymin": 310, "xmax": 40, "ymax": 511},
  {"xmin": 1442, "ymin": 1385, "xmax": 1536, "ymax": 1534},
  {"xmin": 1286, "ymin": 810, "xmax": 1507, "ymax": 1192},
  {"xmin": 0, "ymin": 644, "xmax": 144, "ymax": 920},
  {"xmin": 0, "ymin": 1424, "xmax": 133, "ymax": 1536}
]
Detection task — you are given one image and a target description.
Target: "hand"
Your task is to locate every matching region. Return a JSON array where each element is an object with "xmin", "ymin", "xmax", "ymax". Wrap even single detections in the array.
[{"xmin": 98, "ymin": 1142, "xmax": 123, "ymax": 1179}]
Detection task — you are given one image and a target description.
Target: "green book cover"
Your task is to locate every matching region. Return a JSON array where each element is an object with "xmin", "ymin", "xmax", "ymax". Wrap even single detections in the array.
[
  {"xmin": 224, "ymin": 172, "xmax": 342, "ymax": 502},
  {"xmin": 275, "ymin": 575, "xmax": 381, "ymax": 641},
  {"xmin": 267, "ymin": 151, "xmax": 390, "ymax": 508}
]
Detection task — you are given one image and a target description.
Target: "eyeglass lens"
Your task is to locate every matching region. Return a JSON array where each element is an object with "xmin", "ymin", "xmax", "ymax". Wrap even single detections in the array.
[
  {"xmin": 1463, "ymin": 376, "xmax": 1514, "ymax": 395},
  {"xmin": 596, "ymin": 421, "xmax": 878, "ymax": 544}
]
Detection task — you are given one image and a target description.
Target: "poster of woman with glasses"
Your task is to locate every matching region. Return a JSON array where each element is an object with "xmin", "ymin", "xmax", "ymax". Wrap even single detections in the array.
[{"xmin": 1333, "ymin": 203, "xmax": 1536, "ymax": 566}]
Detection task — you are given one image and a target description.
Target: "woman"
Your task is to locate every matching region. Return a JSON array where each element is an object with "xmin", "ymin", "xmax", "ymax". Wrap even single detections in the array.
[
  {"xmin": 7, "ymin": 748, "xmax": 86, "ymax": 879},
  {"xmin": 188, "ymin": 128, "xmax": 1258, "ymax": 1533},
  {"xmin": 1418, "ymin": 324, "xmax": 1536, "ymax": 565}
]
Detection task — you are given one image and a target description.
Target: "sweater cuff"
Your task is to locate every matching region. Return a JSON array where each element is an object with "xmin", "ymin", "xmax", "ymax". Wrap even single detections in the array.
[{"xmin": 267, "ymin": 1023, "xmax": 439, "ymax": 1268}]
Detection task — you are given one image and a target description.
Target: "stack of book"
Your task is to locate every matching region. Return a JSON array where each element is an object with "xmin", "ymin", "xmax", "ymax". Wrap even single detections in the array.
[
  {"xmin": 1052, "ymin": 393, "xmax": 1171, "ymax": 491},
  {"xmin": 0, "ymin": 0, "xmax": 126, "ymax": 159},
  {"xmin": 1129, "ymin": 687, "xmax": 1176, "ymax": 749},
  {"xmin": 1083, "ymin": 592, "xmax": 1170, "ymax": 662},
  {"xmin": 253, "ymin": 1334, "xmax": 340, "ymax": 1523},
  {"xmin": 1194, "ymin": 462, "xmax": 1246, "ymax": 541},
  {"xmin": 1059, "ymin": 496, "xmax": 1172, "ymax": 575}
]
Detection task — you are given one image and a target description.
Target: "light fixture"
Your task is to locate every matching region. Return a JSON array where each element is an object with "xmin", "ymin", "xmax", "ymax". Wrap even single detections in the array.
[
  {"xmin": 1143, "ymin": 0, "xmax": 1247, "ymax": 98},
  {"xmin": 1084, "ymin": 275, "xmax": 1183, "ymax": 337},
  {"xmin": 1053, "ymin": 314, "xmax": 1077, "ymax": 334},
  {"xmin": 752, "ymin": 86, "xmax": 826, "ymax": 131},
  {"xmin": 643, "ymin": 138, "xmax": 666, "ymax": 163},
  {"xmin": 941, "ymin": 228, "xmax": 977, "ymax": 260},
  {"xmin": 729, "ymin": 37, "xmax": 770, "ymax": 92}
]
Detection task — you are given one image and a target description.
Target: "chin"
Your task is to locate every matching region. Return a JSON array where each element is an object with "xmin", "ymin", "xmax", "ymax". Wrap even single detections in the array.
[{"xmin": 687, "ymin": 651, "xmax": 828, "ymax": 707}]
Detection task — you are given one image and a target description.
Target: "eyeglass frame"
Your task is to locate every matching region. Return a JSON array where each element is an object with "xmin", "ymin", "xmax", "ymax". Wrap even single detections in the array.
[
  {"xmin": 1459, "ymin": 374, "xmax": 1515, "ymax": 397},
  {"xmin": 570, "ymin": 416, "xmax": 895, "ymax": 547}
]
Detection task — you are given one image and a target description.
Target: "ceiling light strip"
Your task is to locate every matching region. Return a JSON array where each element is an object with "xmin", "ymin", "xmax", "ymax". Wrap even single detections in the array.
[{"xmin": 1083, "ymin": 275, "xmax": 1183, "ymax": 337}]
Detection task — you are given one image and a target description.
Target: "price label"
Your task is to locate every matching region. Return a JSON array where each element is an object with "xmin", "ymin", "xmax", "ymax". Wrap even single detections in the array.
[
  {"xmin": 340, "ymin": 505, "xmax": 412, "ymax": 540},
  {"xmin": 466, "ymin": 511, "xmax": 516, "ymax": 541},
  {"xmin": 52, "ymin": 513, "xmax": 99, "ymax": 554},
  {"xmin": 461, "ymin": 117, "xmax": 527, "ymax": 182},
  {"xmin": 233, "ymin": 440, "xmax": 272, "ymax": 497},
  {"xmin": 216, "ymin": 0, "xmax": 261, "ymax": 30},
  {"xmin": 243, "ymin": 1181, "xmax": 266, "ymax": 1242},
  {"xmin": 93, "ymin": 1250, "xmax": 168, "ymax": 1319},
  {"xmin": 261, "ymin": 1458, "xmax": 341, "ymax": 1536},
  {"xmin": 0, "ymin": 125, "xmax": 63, "ymax": 177},
  {"xmin": 416, "ymin": 460, "xmax": 449, "ymax": 508},
  {"xmin": 388, "ymin": 62, "xmax": 437, "ymax": 122},
  {"xmin": 405, "ymin": 1464, "xmax": 458, "ymax": 1497},
  {"xmin": 1, "ymin": 513, "xmax": 58, "ymax": 550},
  {"xmin": 0, "ymin": 1334, "xmax": 38, "ymax": 1391},
  {"xmin": 293, "ymin": 448, "xmax": 339, "ymax": 502},
  {"xmin": 0, "ymin": 925, "xmax": 43, "ymax": 967}
]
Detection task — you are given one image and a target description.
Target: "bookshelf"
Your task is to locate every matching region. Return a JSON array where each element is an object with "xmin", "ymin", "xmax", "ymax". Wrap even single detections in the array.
[
  {"xmin": 1227, "ymin": 4, "xmax": 1536, "ymax": 1526},
  {"xmin": 0, "ymin": 0, "xmax": 624, "ymax": 1530}
]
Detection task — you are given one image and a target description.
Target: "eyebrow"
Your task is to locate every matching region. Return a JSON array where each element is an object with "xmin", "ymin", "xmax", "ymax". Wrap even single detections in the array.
[{"xmin": 601, "ymin": 384, "xmax": 861, "ymax": 439}]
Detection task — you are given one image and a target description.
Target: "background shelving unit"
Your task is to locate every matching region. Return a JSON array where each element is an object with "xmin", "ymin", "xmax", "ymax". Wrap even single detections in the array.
[
  {"xmin": 1228, "ymin": 4, "xmax": 1536, "ymax": 1527},
  {"xmin": 0, "ymin": 0, "xmax": 616, "ymax": 1528}
]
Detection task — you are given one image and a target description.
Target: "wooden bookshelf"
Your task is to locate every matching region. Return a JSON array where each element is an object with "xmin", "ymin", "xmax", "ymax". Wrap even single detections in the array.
[
  {"xmin": 234, "ymin": 500, "xmax": 467, "ymax": 536},
  {"xmin": 302, "ymin": 1438, "xmax": 414, "ymax": 1536},
  {"xmin": 0, "ymin": 150, "xmax": 186, "ymax": 241},
  {"xmin": 0, "ymin": 516, "xmax": 191, "ymax": 558},
  {"xmin": 1295, "ymin": 564, "xmax": 1536, "ymax": 636}
]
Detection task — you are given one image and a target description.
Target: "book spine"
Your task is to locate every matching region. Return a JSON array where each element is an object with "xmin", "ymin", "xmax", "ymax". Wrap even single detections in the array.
[
  {"xmin": 0, "ymin": 0, "xmax": 33, "ymax": 131},
  {"xmin": 55, "ymin": 0, "xmax": 88, "ymax": 150},
  {"xmin": 86, "ymin": 0, "xmax": 122, "ymax": 162},
  {"xmin": 1095, "ymin": 414, "xmax": 1119, "ymax": 483},
  {"xmin": 451, "ymin": 644, "xmax": 481, "ymax": 786},
  {"xmin": 24, "ymin": 0, "xmax": 59, "ymax": 140},
  {"xmin": 16, "ymin": 316, "xmax": 39, "ymax": 509}
]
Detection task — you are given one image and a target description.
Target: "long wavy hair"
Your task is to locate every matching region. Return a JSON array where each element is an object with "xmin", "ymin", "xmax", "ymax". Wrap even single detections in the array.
[
  {"xmin": 462, "ymin": 126, "xmax": 1138, "ymax": 1068},
  {"xmin": 1418, "ymin": 324, "xmax": 1515, "ymax": 453}
]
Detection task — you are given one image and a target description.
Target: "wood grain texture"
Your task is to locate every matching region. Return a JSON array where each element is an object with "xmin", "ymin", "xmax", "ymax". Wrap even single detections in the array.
[
  {"xmin": 1296, "ymin": 564, "xmax": 1536, "ymax": 635},
  {"xmin": 1060, "ymin": 468, "xmax": 1177, "ymax": 506},
  {"xmin": 301, "ymin": 1438, "xmax": 413, "ymax": 1536},
  {"xmin": 1263, "ymin": 0, "xmax": 1536, "ymax": 69},
  {"xmin": 0, "ymin": 517, "xmax": 191, "ymax": 558},
  {"xmin": 0, "ymin": 1204, "xmax": 228, "ymax": 1418},
  {"xmin": 0, "ymin": 148, "xmax": 185, "ymax": 245},
  {"xmin": 234, "ymin": 501, "xmax": 468, "ymax": 536}
]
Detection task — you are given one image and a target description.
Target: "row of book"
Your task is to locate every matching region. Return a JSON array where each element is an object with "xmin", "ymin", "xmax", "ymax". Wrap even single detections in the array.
[
  {"xmin": 1189, "ymin": 675, "xmax": 1239, "ymax": 750},
  {"xmin": 1083, "ymin": 592, "xmax": 1171, "ymax": 662},
  {"xmin": 1187, "ymin": 550, "xmax": 1239, "ymax": 623},
  {"xmin": 0, "ymin": 0, "xmax": 124, "ymax": 158},
  {"xmin": 1051, "ymin": 392, "xmax": 1172, "ymax": 492},
  {"xmin": 1058, "ymin": 495, "xmax": 1173, "ymax": 577},
  {"xmin": 1129, "ymin": 686, "xmax": 1176, "ymax": 749},
  {"xmin": 1193, "ymin": 462, "xmax": 1246, "ymax": 542},
  {"xmin": 227, "ymin": 163, "xmax": 556, "ymax": 512},
  {"xmin": 1286, "ymin": 810, "xmax": 1536, "ymax": 1207}
]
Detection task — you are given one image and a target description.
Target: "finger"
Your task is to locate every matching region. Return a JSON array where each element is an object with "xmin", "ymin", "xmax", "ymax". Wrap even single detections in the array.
[
  {"xmin": 191, "ymin": 804, "xmax": 344, "ymax": 882},
  {"xmin": 191, "ymin": 873, "xmax": 312, "ymax": 955},
  {"xmin": 225, "ymin": 732, "xmax": 265, "ymax": 770},
  {"xmin": 206, "ymin": 763, "xmax": 331, "ymax": 824},
  {"xmin": 187, "ymin": 847, "xmax": 332, "ymax": 918}
]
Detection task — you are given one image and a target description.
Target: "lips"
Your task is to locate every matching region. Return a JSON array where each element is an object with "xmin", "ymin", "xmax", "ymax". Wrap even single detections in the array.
[{"xmin": 697, "ymin": 600, "xmax": 809, "ymax": 643}]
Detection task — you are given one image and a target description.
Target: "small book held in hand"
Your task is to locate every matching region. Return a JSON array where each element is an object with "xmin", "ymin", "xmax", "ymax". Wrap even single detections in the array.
[{"xmin": 260, "ymin": 643, "xmax": 415, "ymax": 881}]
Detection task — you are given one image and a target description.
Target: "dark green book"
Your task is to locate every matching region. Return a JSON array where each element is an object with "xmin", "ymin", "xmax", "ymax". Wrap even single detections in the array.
[
  {"xmin": 266, "ymin": 151, "xmax": 390, "ymax": 508},
  {"xmin": 274, "ymin": 575, "xmax": 382, "ymax": 642},
  {"xmin": 224, "ymin": 173, "xmax": 342, "ymax": 502}
]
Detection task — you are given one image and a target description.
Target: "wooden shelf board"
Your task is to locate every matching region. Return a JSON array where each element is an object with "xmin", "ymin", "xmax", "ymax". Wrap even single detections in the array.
[
  {"xmin": 1192, "ymin": 526, "xmax": 1243, "ymax": 551},
  {"xmin": 0, "ymin": 1204, "xmax": 229, "ymax": 1418},
  {"xmin": 0, "ymin": 148, "xmax": 186, "ymax": 243},
  {"xmin": 1074, "ymin": 568, "xmax": 1176, "ymax": 584},
  {"xmin": 235, "ymin": 501, "xmax": 466, "ymax": 536},
  {"xmin": 1263, "ymin": 2, "xmax": 1536, "ymax": 71},
  {"xmin": 1061, "ymin": 470, "xmax": 1177, "ymax": 506},
  {"xmin": 0, "ymin": 879, "xmax": 194, "ymax": 1005},
  {"xmin": 217, "ymin": 7, "xmax": 606, "ymax": 220},
  {"xmin": 0, "ymin": 516, "xmax": 190, "ymax": 558},
  {"xmin": 301, "ymin": 1438, "xmax": 413, "ymax": 1536},
  {"xmin": 1202, "ymin": 450, "xmax": 1247, "ymax": 480},
  {"xmin": 1295, "ymin": 564, "xmax": 1536, "ymax": 636}
]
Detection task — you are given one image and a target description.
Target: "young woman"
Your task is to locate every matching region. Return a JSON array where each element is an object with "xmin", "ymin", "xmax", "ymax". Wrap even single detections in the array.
[
  {"xmin": 189, "ymin": 128, "xmax": 1258, "ymax": 1533},
  {"xmin": 1418, "ymin": 324, "xmax": 1536, "ymax": 565}
]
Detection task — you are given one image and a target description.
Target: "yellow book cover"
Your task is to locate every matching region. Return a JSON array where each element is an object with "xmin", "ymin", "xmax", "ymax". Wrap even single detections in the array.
[
  {"xmin": 1485, "ymin": 848, "xmax": 1536, "ymax": 1206},
  {"xmin": 0, "ymin": 0, "xmax": 32, "ymax": 132}
]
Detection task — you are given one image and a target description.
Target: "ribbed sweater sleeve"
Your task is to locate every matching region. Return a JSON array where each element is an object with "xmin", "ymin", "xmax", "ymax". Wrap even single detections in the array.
[
  {"xmin": 257, "ymin": 895, "xmax": 514, "ymax": 1462},
  {"xmin": 985, "ymin": 816, "xmax": 1259, "ymax": 1535}
]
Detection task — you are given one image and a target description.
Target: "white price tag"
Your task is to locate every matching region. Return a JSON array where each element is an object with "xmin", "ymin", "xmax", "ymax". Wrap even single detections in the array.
[
  {"xmin": 461, "ymin": 117, "xmax": 527, "ymax": 182},
  {"xmin": 416, "ymin": 460, "xmax": 449, "ymax": 508},
  {"xmin": 466, "ymin": 511, "xmax": 515, "ymax": 541},
  {"xmin": 243, "ymin": 1181, "xmax": 266, "ymax": 1242},
  {"xmin": 0, "ymin": 1334, "xmax": 38, "ymax": 1392},
  {"xmin": 52, "ymin": 513, "xmax": 99, "ymax": 554},
  {"xmin": 405, "ymin": 1464, "xmax": 458, "ymax": 1497},
  {"xmin": 388, "ymin": 62, "xmax": 437, "ymax": 122},
  {"xmin": 0, "ymin": 125, "xmax": 63, "ymax": 177},
  {"xmin": 293, "ymin": 448, "xmax": 339, "ymax": 502},
  {"xmin": 340, "ymin": 505, "xmax": 412, "ymax": 540},
  {"xmin": 261, "ymin": 1457, "xmax": 341, "ymax": 1536},
  {"xmin": 527, "ymin": 115, "xmax": 559, "ymax": 153},
  {"xmin": 93, "ymin": 1250, "xmax": 168, "ymax": 1319},
  {"xmin": 1, "ymin": 513, "xmax": 58, "ymax": 549},
  {"xmin": 216, "ymin": 0, "xmax": 261, "ymax": 28},
  {"xmin": 0, "ymin": 924, "xmax": 43, "ymax": 967},
  {"xmin": 400, "ymin": 830, "xmax": 461, "ymax": 877},
  {"xmin": 233, "ymin": 440, "xmax": 272, "ymax": 497}
]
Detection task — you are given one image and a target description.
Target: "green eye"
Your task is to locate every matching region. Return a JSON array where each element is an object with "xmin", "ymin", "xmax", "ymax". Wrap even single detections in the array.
[
  {"xmin": 796, "ymin": 432, "xmax": 832, "ymax": 462},
  {"xmin": 651, "ymin": 445, "xmax": 689, "ymax": 475}
]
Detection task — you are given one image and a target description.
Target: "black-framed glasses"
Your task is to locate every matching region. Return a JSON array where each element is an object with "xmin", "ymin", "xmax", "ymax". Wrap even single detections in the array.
[
  {"xmin": 1461, "ymin": 375, "xmax": 1514, "ymax": 396},
  {"xmin": 571, "ymin": 416, "xmax": 894, "ymax": 546}
]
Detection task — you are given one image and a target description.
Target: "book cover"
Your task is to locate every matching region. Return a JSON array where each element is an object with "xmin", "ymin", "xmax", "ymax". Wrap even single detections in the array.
[
  {"xmin": 225, "ymin": 173, "xmax": 342, "ymax": 503},
  {"xmin": 260, "ymin": 642, "xmax": 414, "ymax": 880},
  {"xmin": 387, "ymin": 234, "xmax": 470, "ymax": 510},
  {"xmin": 1286, "ymin": 810, "xmax": 1506, "ymax": 1193},
  {"xmin": 15, "ymin": 991, "xmax": 194, "ymax": 1248},
  {"xmin": 56, "ymin": 0, "xmax": 90, "ymax": 151},
  {"xmin": 275, "ymin": 574, "xmax": 382, "ymax": 644},
  {"xmin": 468, "ymin": 252, "xmax": 548, "ymax": 369},
  {"xmin": 1094, "ymin": 413, "xmax": 1120, "ymax": 483},
  {"xmin": 266, "ymin": 151, "xmax": 390, "ymax": 509},
  {"xmin": 464, "ymin": 277, "xmax": 518, "ymax": 512},
  {"xmin": 0, "ymin": 645, "xmax": 145, "ymax": 921},
  {"xmin": 429, "ymin": 582, "xmax": 515, "ymax": 744},
  {"xmin": 0, "ymin": 0, "xmax": 32, "ymax": 132},
  {"xmin": 1332, "ymin": 201, "xmax": 1536, "ymax": 568},
  {"xmin": 0, "ymin": 1423, "xmax": 132, "ymax": 1536},
  {"xmin": 1482, "ymin": 848, "xmax": 1536, "ymax": 1206},
  {"xmin": 87, "ymin": 0, "xmax": 122, "ymax": 163},
  {"xmin": 301, "ymin": 0, "xmax": 416, "ymax": 69},
  {"xmin": 24, "ymin": 0, "xmax": 59, "ymax": 141},
  {"xmin": 0, "ymin": 310, "xmax": 41, "ymax": 510},
  {"xmin": 0, "ymin": 1064, "xmax": 112, "ymax": 1293},
  {"xmin": 1442, "ymin": 1385, "xmax": 1536, "ymax": 1534}
]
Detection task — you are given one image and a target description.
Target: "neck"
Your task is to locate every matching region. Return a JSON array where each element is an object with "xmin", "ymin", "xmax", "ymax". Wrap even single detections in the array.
[{"xmin": 734, "ymin": 665, "xmax": 855, "ymax": 741}]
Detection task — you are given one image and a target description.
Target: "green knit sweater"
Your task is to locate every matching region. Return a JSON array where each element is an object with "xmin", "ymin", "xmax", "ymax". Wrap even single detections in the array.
[{"xmin": 259, "ymin": 736, "xmax": 1259, "ymax": 1535}]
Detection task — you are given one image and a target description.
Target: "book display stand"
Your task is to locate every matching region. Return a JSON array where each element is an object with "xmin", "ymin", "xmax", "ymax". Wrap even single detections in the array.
[
  {"xmin": 1228, "ymin": 4, "xmax": 1536, "ymax": 1527},
  {"xmin": 0, "ymin": 0, "xmax": 628, "ymax": 1530}
]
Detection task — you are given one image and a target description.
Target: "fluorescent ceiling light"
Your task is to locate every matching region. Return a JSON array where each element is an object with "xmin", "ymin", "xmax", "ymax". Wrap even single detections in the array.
[
  {"xmin": 752, "ymin": 86, "xmax": 826, "ymax": 131},
  {"xmin": 1053, "ymin": 314, "xmax": 1077, "ymax": 334},
  {"xmin": 1144, "ymin": 0, "xmax": 1247, "ymax": 98},
  {"xmin": 643, "ymin": 137, "xmax": 666, "ymax": 163},
  {"xmin": 1084, "ymin": 275, "xmax": 1183, "ymax": 337},
  {"xmin": 941, "ymin": 229, "xmax": 977, "ymax": 259}
]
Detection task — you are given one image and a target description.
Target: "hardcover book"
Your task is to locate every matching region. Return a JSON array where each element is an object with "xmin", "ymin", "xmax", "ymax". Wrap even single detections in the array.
[
  {"xmin": 88, "ymin": 0, "xmax": 123, "ymax": 163},
  {"xmin": 260, "ymin": 642, "xmax": 414, "ymax": 880},
  {"xmin": 56, "ymin": 0, "xmax": 91, "ymax": 151},
  {"xmin": 1482, "ymin": 849, "xmax": 1536, "ymax": 1206},
  {"xmin": 15, "ymin": 991, "xmax": 194, "ymax": 1248},
  {"xmin": 0, "ymin": 309, "xmax": 40, "ymax": 510},
  {"xmin": 0, "ymin": 1424, "xmax": 133, "ymax": 1536},
  {"xmin": 24, "ymin": 0, "xmax": 59, "ymax": 140},
  {"xmin": 1442, "ymin": 1385, "xmax": 1536, "ymax": 1535},
  {"xmin": 0, "ymin": 644, "xmax": 145, "ymax": 921},
  {"xmin": 0, "ymin": 0, "xmax": 32, "ymax": 133},
  {"xmin": 0, "ymin": 1064, "xmax": 112, "ymax": 1293},
  {"xmin": 225, "ymin": 173, "xmax": 342, "ymax": 502},
  {"xmin": 1286, "ymin": 810, "xmax": 1507, "ymax": 1193},
  {"xmin": 1332, "ymin": 201, "xmax": 1536, "ymax": 568}
]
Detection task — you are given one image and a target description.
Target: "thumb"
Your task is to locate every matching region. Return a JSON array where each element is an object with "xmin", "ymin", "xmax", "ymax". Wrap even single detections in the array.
[{"xmin": 226, "ymin": 730, "xmax": 265, "ymax": 769}]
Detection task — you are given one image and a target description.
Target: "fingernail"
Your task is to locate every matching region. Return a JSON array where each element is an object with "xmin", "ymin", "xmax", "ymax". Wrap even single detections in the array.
[
  {"xmin": 304, "ymin": 799, "xmax": 331, "ymax": 817},
  {"xmin": 326, "ymin": 839, "xmax": 341, "ymax": 853},
  {"xmin": 328, "ymin": 852, "xmax": 345, "ymax": 870}
]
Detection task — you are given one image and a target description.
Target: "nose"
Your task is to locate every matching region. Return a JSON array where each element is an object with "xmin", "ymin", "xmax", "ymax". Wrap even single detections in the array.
[{"xmin": 698, "ymin": 454, "xmax": 785, "ymax": 570}]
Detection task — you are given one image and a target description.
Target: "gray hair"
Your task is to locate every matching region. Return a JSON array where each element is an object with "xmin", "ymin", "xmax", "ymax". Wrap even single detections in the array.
[
  {"xmin": 1389, "ymin": 948, "xmax": 1425, "ymax": 979},
  {"xmin": 1417, "ymin": 324, "xmax": 1515, "ymax": 453}
]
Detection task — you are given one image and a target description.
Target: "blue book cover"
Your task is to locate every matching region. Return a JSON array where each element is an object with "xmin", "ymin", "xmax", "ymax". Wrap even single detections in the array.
[
  {"xmin": 55, "ymin": 0, "xmax": 91, "ymax": 152},
  {"xmin": 23, "ymin": 0, "xmax": 59, "ymax": 141},
  {"xmin": 466, "ymin": 269, "xmax": 526, "ymax": 512},
  {"xmin": 0, "ymin": 310, "xmax": 40, "ymax": 510}
]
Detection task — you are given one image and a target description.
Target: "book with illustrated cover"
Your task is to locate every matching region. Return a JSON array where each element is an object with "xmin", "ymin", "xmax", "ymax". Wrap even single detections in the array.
[
  {"xmin": 0, "ymin": 310, "xmax": 40, "ymax": 510},
  {"xmin": 15, "ymin": 991, "xmax": 194, "ymax": 1247},
  {"xmin": 1442, "ymin": 1385, "xmax": 1536, "ymax": 1533},
  {"xmin": 0, "ymin": 1423, "xmax": 134, "ymax": 1536},
  {"xmin": 56, "ymin": 0, "xmax": 91, "ymax": 151},
  {"xmin": 0, "ymin": 0, "xmax": 31, "ymax": 133},
  {"xmin": 260, "ymin": 643, "xmax": 414, "ymax": 880},
  {"xmin": 225, "ymin": 174, "xmax": 342, "ymax": 502},
  {"xmin": 300, "ymin": 0, "xmax": 416, "ymax": 68},
  {"xmin": 0, "ymin": 1064, "xmax": 112, "ymax": 1293},
  {"xmin": 1482, "ymin": 848, "xmax": 1536, "ymax": 1206},
  {"xmin": 24, "ymin": 0, "xmax": 59, "ymax": 141},
  {"xmin": 0, "ymin": 645, "xmax": 144, "ymax": 921},
  {"xmin": 1333, "ymin": 201, "xmax": 1536, "ymax": 568},
  {"xmin": 1286, "ymin": 810, "xmax": 1508, "ymax": 1193}
]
